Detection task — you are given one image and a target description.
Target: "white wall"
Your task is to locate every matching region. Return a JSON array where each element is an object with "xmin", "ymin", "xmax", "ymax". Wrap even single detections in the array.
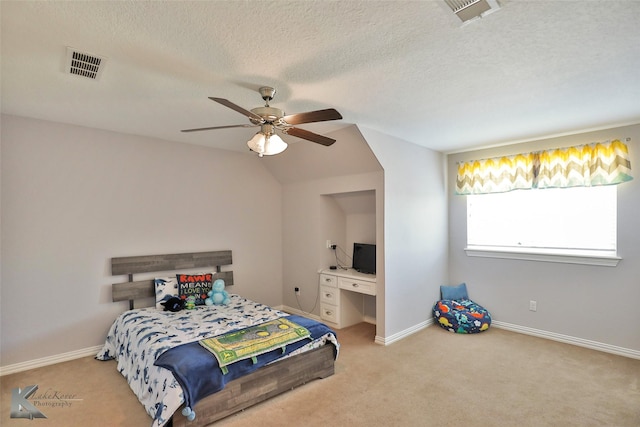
[
  {"xmin": 360, "ymin": 127, "xmax": 448, "ymax": 341},
  {"xmin": 0, "ymin": 115, "xmax": 283, "ymax": 366},
  {"xmin": 346, "ymin": 212, "xmax": 376, "ymax": 246},
  {"xmin": 447, "ymin": 124, "xmax": 640, "ymax": 353}
]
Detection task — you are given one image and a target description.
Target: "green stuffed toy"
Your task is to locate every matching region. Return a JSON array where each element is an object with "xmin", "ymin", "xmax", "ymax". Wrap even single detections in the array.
[{"xmin": 184, "ymin": 295, "xmax": 196, "ymax": 310}]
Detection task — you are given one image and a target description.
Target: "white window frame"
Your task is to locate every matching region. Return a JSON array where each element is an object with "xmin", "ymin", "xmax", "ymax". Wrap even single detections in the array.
[{"xmin": 465, "ymin": 186, "xmax": 621, "ymax": 266}]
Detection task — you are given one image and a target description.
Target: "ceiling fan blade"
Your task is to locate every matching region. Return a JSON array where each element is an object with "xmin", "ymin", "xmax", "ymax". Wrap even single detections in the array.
[
  {"xmin": 283, "ymin": 108, "xmax": 342, "ymax": 125},
  {"xmin": 209, "ymin": 97, "xmax": 264, "ymax": 122},
  {"xmin": 181, "ymin": 124, "xmax": 257, "ymax": 133},
  {"xmin": 285, "ymin": 127, "xmax": 336, "ymax": 146}
]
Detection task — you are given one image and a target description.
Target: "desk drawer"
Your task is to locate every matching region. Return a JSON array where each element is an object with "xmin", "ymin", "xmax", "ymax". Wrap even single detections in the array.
[
  {"xmin": 320, "ymin": 285, "xmax": 339, "ymax": 305},
  {"xmin": 320, "ymin": 303, "xmax": 338, "ymax": 324},
  {"xmin": 319, "ymin": 273, "xmax": 337, "ymax": 288},
  {"xmin": 338, "ymin": 277, "xmax": 376, "ymax": 296}
]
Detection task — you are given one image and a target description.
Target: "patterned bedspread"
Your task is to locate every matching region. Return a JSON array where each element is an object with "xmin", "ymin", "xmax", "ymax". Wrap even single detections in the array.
[{"xmin": 96, "ymin": 294, "xmax": 338, "ymax": 426}]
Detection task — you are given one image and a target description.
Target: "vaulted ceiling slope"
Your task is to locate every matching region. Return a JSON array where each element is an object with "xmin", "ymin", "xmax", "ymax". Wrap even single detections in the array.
[{"xmin": 2, "ymin": 1, "xmax": 639, "ymax": 154}]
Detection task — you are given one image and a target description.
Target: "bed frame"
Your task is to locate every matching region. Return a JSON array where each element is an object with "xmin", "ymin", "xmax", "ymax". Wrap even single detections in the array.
[{"xmin": 110, "ymin": 250, "xmax": 335, "ymax": 426}]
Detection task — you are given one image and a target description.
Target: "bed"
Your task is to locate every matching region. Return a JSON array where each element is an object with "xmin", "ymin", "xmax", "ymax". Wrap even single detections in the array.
[{"xmin": 96, "ymin": 250, "xmax": 338, "ymax": 426}]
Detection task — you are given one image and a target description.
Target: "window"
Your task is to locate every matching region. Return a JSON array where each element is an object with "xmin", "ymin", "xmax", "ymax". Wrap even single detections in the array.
[
  {"xmin": 457, "ymin": 139, "xmax": 631, "ymax": 265},
  {"xmin": 466, "ymin": 186, "xmax": 619, "ymax": 265}
]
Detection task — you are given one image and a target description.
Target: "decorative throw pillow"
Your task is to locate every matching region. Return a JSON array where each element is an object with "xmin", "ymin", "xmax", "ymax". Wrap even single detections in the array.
[
  {"xmin": 440, "ymin": 283, "xmax": 469, "ymax": 300},
  {"xmin": 176, "ymin": 273, "xmax": 213, "ymax": 306},
  {"xmin": 154, "ymin": 276, "xmax": 179, "ymax": 309}
]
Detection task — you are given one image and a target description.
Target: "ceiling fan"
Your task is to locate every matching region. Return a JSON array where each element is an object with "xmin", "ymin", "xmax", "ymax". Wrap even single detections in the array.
[{"xmin": 182, "ymin": 86, "xmax": 343, "ymax": 157}]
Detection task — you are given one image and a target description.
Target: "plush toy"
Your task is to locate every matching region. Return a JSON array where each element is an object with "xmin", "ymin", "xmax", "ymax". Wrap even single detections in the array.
[
  {"xmin": 205, "ymin": 279, "xmax": 230, "ymax": 305},
  {"xmin": 184, "ymin": 295, "xmax": 197, "ymax": 310},
  {"xmin": 161, "ymin": 296, "xmax": 185, "ymax": 312}
]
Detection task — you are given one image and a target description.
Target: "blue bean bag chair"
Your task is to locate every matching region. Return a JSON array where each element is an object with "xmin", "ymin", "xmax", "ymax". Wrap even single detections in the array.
[{"xmin": 433, "ymin": 283, "xmax": 491, "ymax": 334}]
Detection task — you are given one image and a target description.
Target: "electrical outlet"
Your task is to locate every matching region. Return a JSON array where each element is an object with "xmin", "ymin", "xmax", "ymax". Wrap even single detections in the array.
[
  {"xmin": 326, "ymin": 240, "xmax": 332, "ymax": 249},
  {"xmin": 295, "ymin": 287, "xmax": 300, "ymax": 296},
  {"xmin": 529, "ymin": 300, "xmax": 537, "ymax": 311}
]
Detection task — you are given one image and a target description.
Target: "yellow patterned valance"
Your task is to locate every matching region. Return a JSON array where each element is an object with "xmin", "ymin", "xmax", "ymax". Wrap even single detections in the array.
[{"xmin": 456, "ymin": 139, "xmax": 632, "ymax": 195}]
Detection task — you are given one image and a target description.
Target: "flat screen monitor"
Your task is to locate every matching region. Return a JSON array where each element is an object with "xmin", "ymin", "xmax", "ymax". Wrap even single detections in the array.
[{"xmin": 352, "ymin": 243, "xmax": 376, "ymax": 274}]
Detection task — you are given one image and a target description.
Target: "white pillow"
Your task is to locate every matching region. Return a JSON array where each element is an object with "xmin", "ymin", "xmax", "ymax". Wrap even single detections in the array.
[{"xmin": 154, "ymin": 276, "xmax": 178, "ymax": 309}]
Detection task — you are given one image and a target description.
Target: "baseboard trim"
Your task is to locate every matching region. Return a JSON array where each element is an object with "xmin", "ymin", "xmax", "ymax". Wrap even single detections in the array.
[
  {"xmin": 375, "ymin": 318, "xmax": 433, "ymax": 345},
  {"xmin": 492, "ymin": 320, "xmax": 640, "ymax": 360},
  {"xmin": 6, "ymin": 317, "xmax": 635, "ymax": 376},
  {"xmin": 278, "ymin": 305, "xmax": 324, "ymax": 322},
  {"xmin": 0, "ymin": 345, "xmax": 104, "ymax": 376},
  {"xmin": 363, "ymin": 315, "xmax": 377, "ymax": 325}
]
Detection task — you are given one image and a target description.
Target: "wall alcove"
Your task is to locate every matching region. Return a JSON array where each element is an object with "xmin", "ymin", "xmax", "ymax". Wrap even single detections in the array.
[
  {"xmin": 274, "ymin": 124, "xmax": 384, "ymax": 341},
  {"xmin": 321, "ymin": 190, "xmax": 377, "ymax": 323}
]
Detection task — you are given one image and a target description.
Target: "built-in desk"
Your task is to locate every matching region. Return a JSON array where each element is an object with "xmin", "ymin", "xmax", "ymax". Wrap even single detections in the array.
[{"xmin": 318, "ymin": 269, "xmax": 376, "ymax": 329}]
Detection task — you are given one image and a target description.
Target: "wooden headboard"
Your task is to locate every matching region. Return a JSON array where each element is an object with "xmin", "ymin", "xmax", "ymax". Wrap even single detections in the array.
[{"xmin": 111, "ymin": 250, "xmax": 234, "ymax": 309}]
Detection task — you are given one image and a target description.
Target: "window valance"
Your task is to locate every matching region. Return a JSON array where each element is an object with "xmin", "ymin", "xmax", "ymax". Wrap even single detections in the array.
[{"xmin": 456, "ymin": 139, "xmax": 632, "ymax": 195}]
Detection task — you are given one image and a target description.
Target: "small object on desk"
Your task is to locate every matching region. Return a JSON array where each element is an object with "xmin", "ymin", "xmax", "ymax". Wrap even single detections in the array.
[{"xmin": 329, "ymin": 265, "xmax": 337, "ymax": 270}]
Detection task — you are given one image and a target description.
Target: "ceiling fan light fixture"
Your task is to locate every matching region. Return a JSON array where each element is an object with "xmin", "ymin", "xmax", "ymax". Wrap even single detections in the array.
[
  {"xmin": 247, "ymin": 131, "xmax": 287, "ymax": 157},
  {"xmin": 182, "ymin": 86, "xmax": 342, "ymax": 152}
]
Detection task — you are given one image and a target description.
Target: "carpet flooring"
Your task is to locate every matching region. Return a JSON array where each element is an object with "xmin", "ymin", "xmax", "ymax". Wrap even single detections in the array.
[{"xmin": 1, "ymin": 322, "xmax": 639, "ymax": 426}]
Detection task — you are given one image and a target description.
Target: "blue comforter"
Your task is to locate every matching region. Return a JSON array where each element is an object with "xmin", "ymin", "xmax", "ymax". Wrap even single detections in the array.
[{"xmin": 154, "ymin": 315, "xmax": 337, "ymax": 415}]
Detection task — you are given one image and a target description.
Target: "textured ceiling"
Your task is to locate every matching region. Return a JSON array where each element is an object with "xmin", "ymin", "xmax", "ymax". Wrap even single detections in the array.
[{"xmin": 2, "ymin": 1, "xmax": 640, "ymax": 154}]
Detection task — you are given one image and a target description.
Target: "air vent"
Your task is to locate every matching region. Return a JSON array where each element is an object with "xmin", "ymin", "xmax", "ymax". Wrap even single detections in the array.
[
  {"xmin": 445, "ymin": 0, "xmax": 501, "ymax": 22},
  {"xmin": 65, "ymin": 47, "xmax": 106, "ymax": 80}
]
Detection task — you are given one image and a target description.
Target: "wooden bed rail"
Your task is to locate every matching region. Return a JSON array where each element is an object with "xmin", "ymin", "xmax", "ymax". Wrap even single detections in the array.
[
  {"xmin": 171, "ymin": 345, "xmax": 335, "ymax": 426},
  {"xmin": 112, "ymin": 250, "xmax": 232, "ymax": 275}
]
